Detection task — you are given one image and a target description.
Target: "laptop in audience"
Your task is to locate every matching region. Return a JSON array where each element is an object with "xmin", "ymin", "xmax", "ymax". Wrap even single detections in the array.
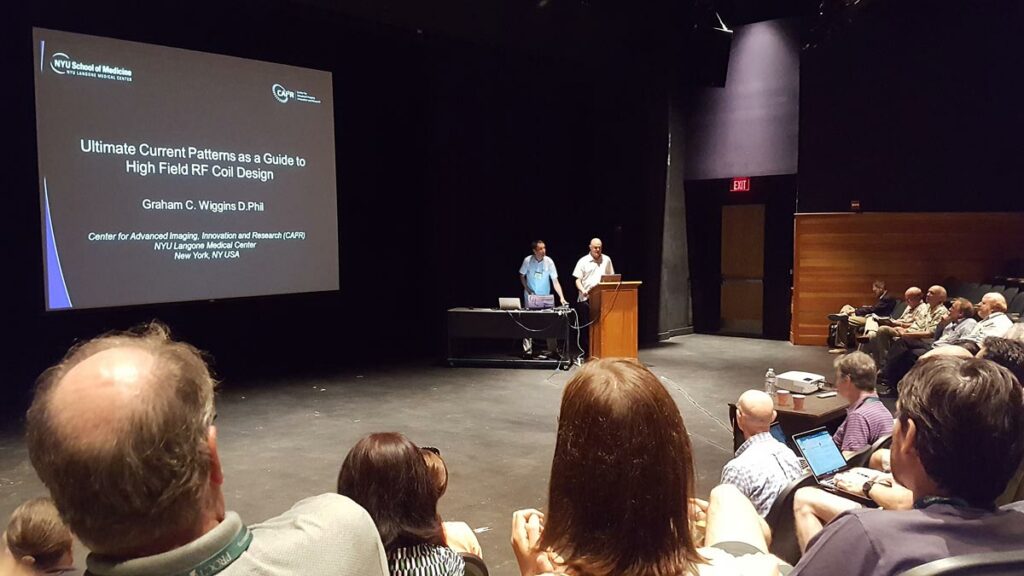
[
  {"xmin": 769, "ymin": 421, "xmax": 787, "ymax": 444},
  {"xmin": 793, "ymin": 427, "xmax": 875, "ymax": 506}
]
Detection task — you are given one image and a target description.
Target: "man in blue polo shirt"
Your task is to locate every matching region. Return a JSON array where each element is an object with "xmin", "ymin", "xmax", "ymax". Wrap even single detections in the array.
[{"xmin": 519, "ymin": 240, "xmax": 567, "ymax": 358}]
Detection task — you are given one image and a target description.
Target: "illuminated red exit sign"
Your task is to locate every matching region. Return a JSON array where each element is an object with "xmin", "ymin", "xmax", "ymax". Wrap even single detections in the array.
[{"xmin": 731, "ymin": 177, "xmax": 751, "ymax": 192}]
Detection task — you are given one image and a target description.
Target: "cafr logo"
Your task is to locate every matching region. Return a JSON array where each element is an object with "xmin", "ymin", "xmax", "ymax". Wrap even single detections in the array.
[
  {"xmin": 50, "ymin": 52, "xmax": 73, "ymax": 74},
  {"xmin": 272, "ymin": 83, "xmax": 294, "ymax": 103}
]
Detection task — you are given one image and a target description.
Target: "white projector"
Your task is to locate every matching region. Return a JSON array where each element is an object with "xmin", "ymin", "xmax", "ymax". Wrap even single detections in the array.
[{"xmin": 776, "ymin": 371, "xmax": 825, "ymax": 394}]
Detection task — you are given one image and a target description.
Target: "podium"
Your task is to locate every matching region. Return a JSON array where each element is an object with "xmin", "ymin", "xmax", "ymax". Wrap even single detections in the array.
[{"xmin": 588, "ymin": 281, "xmax": 642, "ymax": 360}]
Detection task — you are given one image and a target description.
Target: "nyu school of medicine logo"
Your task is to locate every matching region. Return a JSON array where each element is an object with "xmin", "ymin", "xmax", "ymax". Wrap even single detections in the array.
[
  {"xmin": 272, "ymin": 82, "xmax": 321, "ymax": 105},
  {"xmin": 48, "ymin": 49, "xmax": 133, "ymax": 82},
  {"xmin": 49, "ymin": 52, "xmax": 73, "ymax": 74}
]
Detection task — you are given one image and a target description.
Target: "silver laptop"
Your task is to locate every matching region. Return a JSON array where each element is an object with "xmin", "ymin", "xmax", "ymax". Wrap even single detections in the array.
[
  {"xmin": 498, "ymin": 298, "xmax": 522, "ymax": 310},
  {"xmin": 793, "ymin": 427, "xmax": 874, "ymax": 504}
]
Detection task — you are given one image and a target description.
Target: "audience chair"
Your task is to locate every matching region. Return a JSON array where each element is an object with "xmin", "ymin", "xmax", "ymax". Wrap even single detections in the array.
[
  {"xmin": 765, "ymin": 472, "xmax": 816, "ymax": 566},
  {"xmin": 897, "ymin": 549, "xmax": 1024, "ymax": 576},
  {"xmin": 1008, "ymin": 293, "xmax": 1024, "ymax": 320},
  {"xmin": 843, "ymin": 434, "xmax": 891, "ymax": 470},
  {"xmin": 861, "ymin": 434, "xmax": 893, "ymax": 468},
  {"xmin": 461, "ymin": 553, "xmax": 489, "ymax": 576},
  {"xmin": 1002, "ymin": 286, "xmax": 1019, "ymax": 304}
]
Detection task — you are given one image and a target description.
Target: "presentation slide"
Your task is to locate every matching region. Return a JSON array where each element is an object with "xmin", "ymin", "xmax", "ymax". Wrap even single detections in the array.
[{"xmin": 33, "ymin": 28, "xmax": 339, "ymax": 310}]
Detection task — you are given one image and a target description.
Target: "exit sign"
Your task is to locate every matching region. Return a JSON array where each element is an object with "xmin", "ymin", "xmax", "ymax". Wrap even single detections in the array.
[{"xmin": 731, "ymin": 177, "xmax": 751, "ymax": 192}]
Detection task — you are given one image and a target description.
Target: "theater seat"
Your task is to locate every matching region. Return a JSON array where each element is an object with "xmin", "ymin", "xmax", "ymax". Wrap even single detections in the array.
[
  {"xmin": 897, "ymin": 549, "xmax": 1024, "ymax": 576},
  {"xmin": 462, "ymin": 553, "xmax": 489, "ymax": 576},
  {"xmin": 765, "ymin": 473, "xmax": 816, "ymax": 565},
  {"xmin": 846, "ymin": 434, "xmax": 892, "ymax": 469},
  {"xmin": 1002, "ymin": 287, "xmax": 1019, "ymax": 304},
  {"xmin": 1009, "ymin": 293, "xmax": 1024, "ymax": 319}
]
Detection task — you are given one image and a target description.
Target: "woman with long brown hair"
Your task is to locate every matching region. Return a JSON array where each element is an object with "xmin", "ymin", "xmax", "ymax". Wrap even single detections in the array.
[{"xmin": 511, "ymin": 358, "xmax": 778, "ymax": 576}]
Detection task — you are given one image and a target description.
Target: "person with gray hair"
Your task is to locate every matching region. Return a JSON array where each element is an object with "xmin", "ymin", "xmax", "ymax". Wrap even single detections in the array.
[
  {"xmin": 721, "ymin": 390, "xmax": 804, "ymax": 516},
  {"xmin": 959, "ymin": 292, "xmax": 1013, "ymax": 344},
  {"xmin": 26, "ymin": 322, "xmax": 388, "ymax": 576}
]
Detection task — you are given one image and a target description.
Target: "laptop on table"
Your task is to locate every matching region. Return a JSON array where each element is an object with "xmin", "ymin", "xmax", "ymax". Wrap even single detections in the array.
[{"xmin": 793, "ymin": 427, "xmax": 877, "ymax": 506}]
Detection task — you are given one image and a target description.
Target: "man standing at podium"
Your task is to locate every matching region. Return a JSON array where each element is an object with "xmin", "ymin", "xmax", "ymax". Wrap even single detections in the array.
[
  {"xmin": 571, "ymin": 238, "xmax": 615, "ymax": 362},
  {"xmin": 519, "ymin": 240, "xmax": 567, "ymax": 359}
]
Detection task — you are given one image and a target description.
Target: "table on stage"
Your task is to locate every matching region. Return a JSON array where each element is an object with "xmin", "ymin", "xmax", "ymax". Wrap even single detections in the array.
[
  {"xmin": 728, "ymin": 392, "xmax": 849, "ymax": 451},
  {"xmin": 446, "ymin": 307, "xmax": 574, "ymax": 367}
]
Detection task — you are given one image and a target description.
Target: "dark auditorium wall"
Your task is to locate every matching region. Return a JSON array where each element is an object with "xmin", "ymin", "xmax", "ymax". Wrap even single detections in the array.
[
  {"xmin": 658, "ymin": 102, "xmax": 693, "ymax": 340},
  {"xmin": 685, "ymin": 18, "xmax": 799, "ymax": 180},
  {"xmin": 799, "ymin": 0, "xmax": 1024, "ymax": 213},
  {"xmin": 3, "ymin": 0, "xmax": 699, "ymax": 408}
]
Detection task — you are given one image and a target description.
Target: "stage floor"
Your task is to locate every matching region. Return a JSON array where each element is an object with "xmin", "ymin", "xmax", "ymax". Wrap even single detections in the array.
[{"xmin": 0, "ymin": 334, "xmax": 839, "ymax": 575}]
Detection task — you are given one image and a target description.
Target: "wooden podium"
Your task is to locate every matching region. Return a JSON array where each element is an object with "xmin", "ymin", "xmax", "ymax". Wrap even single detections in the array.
[{"xmin": 588, "ymin": 281, "xmax": 642, "ymax": 360}]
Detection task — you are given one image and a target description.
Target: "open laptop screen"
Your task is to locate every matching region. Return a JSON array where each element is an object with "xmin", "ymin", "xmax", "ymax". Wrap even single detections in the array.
[
  {"xmin": 769, "ymin": 422, "xmax": 787, "ymax": 444},
  {"xmin": 794, "ymin": 428, "xmax": 847, "ymax": 478}
]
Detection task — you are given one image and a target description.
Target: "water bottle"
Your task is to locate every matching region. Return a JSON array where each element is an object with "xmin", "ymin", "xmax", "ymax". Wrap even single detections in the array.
[{"xmin": 765, "ymin": 368, "xmax": 776, "ymax": 396}]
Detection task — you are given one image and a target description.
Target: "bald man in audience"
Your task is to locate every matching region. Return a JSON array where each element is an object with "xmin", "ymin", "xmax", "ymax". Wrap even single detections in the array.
[
  {"xmin": 26, "ymin": 323, "xmax": 388, "ymax": 576},
  {"xmin": 866, "ymin": 286, "xmax": 947, "ymax": 376},
  {"xmin": 721, "ymin": 390, "xmax": 805, "ymax": 517}
]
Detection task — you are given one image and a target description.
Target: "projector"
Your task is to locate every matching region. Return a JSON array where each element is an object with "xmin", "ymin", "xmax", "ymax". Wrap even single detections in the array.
[{"xmin": 776, "ymin": 371, "xmax": 825, "ymax": 394}]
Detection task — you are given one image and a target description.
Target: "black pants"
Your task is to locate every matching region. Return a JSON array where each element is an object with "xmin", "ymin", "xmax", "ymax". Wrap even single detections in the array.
[{"xmin": 881, "ymin": 338, "xmax": 931, "ymax": 388}]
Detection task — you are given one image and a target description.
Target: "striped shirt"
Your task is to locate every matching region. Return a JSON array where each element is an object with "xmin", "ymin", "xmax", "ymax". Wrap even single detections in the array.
[
  {"xmin": 388, "ymin": 544, "xmax": 464, "ymax": 576},
  {"xmin": 833, "ymin": 395, "xmax": 894, "ymax": 452},
  {"xmin": 721, "ymin": 432, "xmax": 807, "ymax": 516}
]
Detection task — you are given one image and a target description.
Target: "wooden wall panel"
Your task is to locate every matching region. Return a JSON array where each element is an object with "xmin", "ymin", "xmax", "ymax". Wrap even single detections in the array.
[{"xmin": 791, "ymin": 213, "xmax": 1024, "ymax": 345}]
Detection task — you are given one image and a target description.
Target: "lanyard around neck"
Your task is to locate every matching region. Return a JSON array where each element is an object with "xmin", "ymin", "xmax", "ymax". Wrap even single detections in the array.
[{"xmin": 168, "ymin": 525, "xmax": 253, "ymax": 576}]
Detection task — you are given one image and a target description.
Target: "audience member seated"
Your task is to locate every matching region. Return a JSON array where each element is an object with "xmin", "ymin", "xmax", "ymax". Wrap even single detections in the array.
[
  {"xmin": 978, "ymin": 336, "xmax": 1024, "ymax": 383},
  {"xmin": 3, "ymin": 498, "xmax": 76, "ymax": 575},
  {"xmin": 339, "ymin": 433, "xmax": 466, "ymax": 575},
  {"xmin": 789, "ymin": 357, "xmax": 1024, "ymax": 576},
  {"xmin": 793, "ymin": 471, "xmax": 913, "ymax": 553},
  {"xmin": 866, "ymin": 286, "xmax": 948, "ymax": 376},
  {"xmin": 861, "ymin": 286, "xmax": 924, "ymax": 339},
  {"xmin": 921, "ymin": 292, "xmax": 1014, "ymax": 358},
  {"xmin": 831, "ymin": 352, "xmax": 894, "ymax": 455},
  {"xmin": 509, "ymin": 359, "xmax": 780, "ymax": 576},
  {"xmin": 879, "ymin": 297, "xmax": 976, "ymax": 392},
  {"xmin": 721, "ymin": 390, "xmax": 805, "ymax": 517},
  {"xmin": 25, "ymin": 322, "xmax": 389, "ymax": 576},
  {"xmin": 828, "ymin": 280, "xmax": 897, "ymax": 353},
  {"xmin": 420, "ymin": 446, "xmax": 483, "ymax": 558}
]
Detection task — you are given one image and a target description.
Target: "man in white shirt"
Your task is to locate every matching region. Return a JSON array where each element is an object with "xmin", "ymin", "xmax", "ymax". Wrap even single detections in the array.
[
  {"xmin": 519, "ymin": 240, "xmax": 567, "ymax": 359},
  {"xmin": 570, "ymin": 238, "xmax": 615, "ymax": 362},
  {"xmin": 572, "ymin": 238, "xmax": 615, "ymax": 302}
]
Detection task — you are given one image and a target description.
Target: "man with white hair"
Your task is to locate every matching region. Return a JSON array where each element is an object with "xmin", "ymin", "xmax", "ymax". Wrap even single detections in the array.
[
  {"xmin": 26, "ymin": 323, "xmax": 388, "ymax": 576},
  {"xmin": 721, "ymin": 390, "xmax": 805, "ymax": 516},
  {"xmin": 959, "ymin": 292, "xmax": 1013, "ymax": 344},
  {"xmin": 921, "ymin": 293, "xmax": 1014, "ymax": 359},
  {"xmin": 571, "ymin": 238, "xmax": 615, "ymax": 361}
]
